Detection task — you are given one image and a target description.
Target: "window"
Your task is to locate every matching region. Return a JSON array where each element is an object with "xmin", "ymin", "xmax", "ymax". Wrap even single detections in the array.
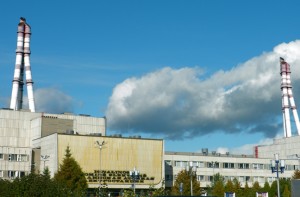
[
  {"xmin": 198, "ymin": 162, "xmax": 205, "ymax": 168},
  {"xmin": 246, "ymin": 176, "xmax": 251, "ymax": 182},
  {"xmin": 8, "ymin": 154, "xmax": 18, "ymax": 161},
  {"xmin": 0, "ymin": 171, "xmax": 3, "ymax": 177},
  {"xmin": 165, "ymin": 160, "xmax": 171, "ymax": 165},
  {"xmin": 8, "ymin": 154, "xmax": 27, "ymax": 162},
  {"xmin": 267, "ymin": 177, "xmax": 276, "ymax": 182},
  {"xmin": 197, "ymin": 175, "xmax": 205, "ymax": 181},
  {"xmin": 8, "ymin": 171, "xmax": 16, "ymax": 178},
  {"xmin": 239, "ymin": 176, "xmax": 244, "ymax": 182},
  {"xmin": 223, "ymin": 163, "xmax": 235, "ymax": 169},
  {"xmin": 0, "ymin": 154, "xmax": 3, "ymax": 160},
  {"xmin": 208, "ymin": 162, "xmax": 219, "ymax": 168},
  {"xmin": 253, "ymin": 163, "xmax": 264, "ymax": 169},
  {"xmin": 238, "ymin": 163, "xmax": 250, "ymax": 169}
]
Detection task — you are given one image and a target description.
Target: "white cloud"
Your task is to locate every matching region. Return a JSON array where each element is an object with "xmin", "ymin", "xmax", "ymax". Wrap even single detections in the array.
[
  {"xmin": 31, "ymin": 87, "xmax": 74, "ymax": 114},
  {"xmin": 218, "ymin": 135, "xmax": 280, "ymax": 155},
  {"xmin": 106, "ymin": 40, "xmax": 300, "ymax": 140}
]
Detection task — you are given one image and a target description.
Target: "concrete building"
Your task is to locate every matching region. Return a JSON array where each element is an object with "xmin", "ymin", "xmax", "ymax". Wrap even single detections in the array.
[
  {"xmin": 164, "ymin": 147, "xmax": 299, "ymax": 190},
  {"xmin": 0, "ymin": 108, "xmax": 164, "ymax": 193}
]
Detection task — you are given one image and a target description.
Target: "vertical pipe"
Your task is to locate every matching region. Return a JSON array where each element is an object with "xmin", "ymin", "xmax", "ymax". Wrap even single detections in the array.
[
  {"xmin": 24, "ymin": 22, "xmax": 35, "ymax": 112},
  {"xmin": 10, "ymin": 18, "xmax": 26, "ymax": 110}
]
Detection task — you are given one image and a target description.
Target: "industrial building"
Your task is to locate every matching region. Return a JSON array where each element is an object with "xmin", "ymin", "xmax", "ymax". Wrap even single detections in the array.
[{"xmin": 1, "ymin": 17, "xmax": 300, "ymax": 195}]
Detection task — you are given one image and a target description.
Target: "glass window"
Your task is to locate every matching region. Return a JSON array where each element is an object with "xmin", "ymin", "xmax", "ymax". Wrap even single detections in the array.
[
  {"xmin": 197, "ymin": 175, "xmax": 204, "ymax": 181},
  {"xmin": 246, "ymin": 176, "xmax": 251, "ymax": 182},
  {"xmin": 198, "ymin": 162, "xmax": 205, "ymax": 168},
  {"xmin": 223, "ymin": 163, "xmax": 234, "ymax": 169},
  {"xmin": 8, "ymin": 154, "xmax": 18, "ymax": 161},
  {"xmin": 0, "ymin": 154, "xmax": 3, "ymax": 160}
]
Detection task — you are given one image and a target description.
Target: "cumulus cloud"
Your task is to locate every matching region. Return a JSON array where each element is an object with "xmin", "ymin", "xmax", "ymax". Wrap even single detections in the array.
[
  {"xmin": 216, "ymin": 137, "xmax": 277, "ymax": 155},
  {"xmin": 106, "ymin": 40, "xmax": 300, "ymax": 140},
  {"xmin": 24, "ymin": 87, "xmax": 74, "ymax": 114}
]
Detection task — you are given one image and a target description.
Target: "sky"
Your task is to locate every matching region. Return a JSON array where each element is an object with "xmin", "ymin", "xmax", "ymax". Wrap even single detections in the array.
[{"xmin": 1, "ymin": 1, "xmax": 300, "ymax": 154}]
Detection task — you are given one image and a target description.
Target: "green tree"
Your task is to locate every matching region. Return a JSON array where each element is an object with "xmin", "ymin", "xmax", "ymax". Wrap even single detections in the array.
[
  {"xmin": 262, "ymin": 181, "xmax": 270, "ymax": 193},
  {"xmin": 269, "ymin": 181, "xmax": 278, "ymax": 197},
  {"xmin": 243, "ymin": 182, "xmax": 251, "ymax": 197},
  {"xmin": 232, "ymin": 178, "xmax": 242, "ymax": 196},
  {"xmin": 224, "ymin": 180, "xmax": 234, "ymax": 193},
  {"xmin": 54, "ymin": 146, "xmax": 88, "ymax": 196},
  {"xmin": 211, "ymin": 173, "xmax": 225, "ymax": 188},
  {"xmin": 212, "ymin": 179, "xmax": 224, "ymax": 197},
  {"xmin": 282, "ymin": 184, "xmax": 291, "ymax": 197},
  {"xmin": 252, "ymin": 181, "xmax": 261, "ymax": 193},
  {"xmin": 170, "ymin": 169, "xmax": 200, "ymax": 196}
]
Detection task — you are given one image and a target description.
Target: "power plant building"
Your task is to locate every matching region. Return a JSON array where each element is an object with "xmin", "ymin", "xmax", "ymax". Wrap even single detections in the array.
[{"xmin": 2, "ymin": 17, "xmax": 300, "ymax": 194}]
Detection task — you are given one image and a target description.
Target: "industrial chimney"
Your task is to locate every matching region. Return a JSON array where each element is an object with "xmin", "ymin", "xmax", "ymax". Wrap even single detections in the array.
[
  {"xmin": 10, "ymin": 17, "xmax": 35, "ymax": 112},
  {"xmin": 280, "ymin": 57, "xmax": 300, "ymax": 137}
]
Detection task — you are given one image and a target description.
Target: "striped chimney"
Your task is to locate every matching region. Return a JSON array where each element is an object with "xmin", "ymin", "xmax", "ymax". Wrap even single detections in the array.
[
  {"xmin": 280, "ymin": 57, "xmax": 300, "ymax": 137},
  {"xmin": 10, "ymin": 17, "xmax": 35, "ymax": 112}
]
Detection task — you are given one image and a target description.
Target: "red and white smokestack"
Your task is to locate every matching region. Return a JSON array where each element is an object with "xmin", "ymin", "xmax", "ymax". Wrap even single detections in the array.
[
  {"xmin": 280, "ymin": 57, "xmax": 300, "ymax": 137},
  {"xmin": 10, "ymin": 17, "xmax": 35, "ymax": 112},
  {"xmin": 24, "ymin": 21, "xmax": 35, "ymax": 112}
]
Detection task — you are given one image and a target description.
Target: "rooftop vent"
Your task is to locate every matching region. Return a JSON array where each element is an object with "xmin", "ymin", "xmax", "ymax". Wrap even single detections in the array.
[
  {"xmin": 66, "ymin": 129, "xmax": 74, "ymax": 135},
  {"xmin": 202, "ymin": 148, "xmax": 208, "ymax": 155}
]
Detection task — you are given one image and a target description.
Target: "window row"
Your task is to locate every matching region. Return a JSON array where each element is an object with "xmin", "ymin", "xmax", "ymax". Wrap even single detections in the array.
[
  {"xmin": 0, "ymin": 170, "xmax": 26, "ymax": 179},
  {"xmin": 167, "ymin": 160, "xmax": 297, "ymax": 171},
  {"xmin": 0, "ymin": 154, "xmax": 29, "ymax": 162},
  {"xmin": 165, "ymin": 174, "xmax": 281, "ymax": 184}
]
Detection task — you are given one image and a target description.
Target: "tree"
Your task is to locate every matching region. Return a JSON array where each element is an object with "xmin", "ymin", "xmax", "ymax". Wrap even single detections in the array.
[
  {"xmin": 212, "ymin": 180, "xmax": 224, "ymax": 197},
  {"xmin": 282, "ymin": 184, "xmax": 290, "ymax": 197},
  {"xmin": 232, "ymin": 178, "xmax": 242, "ymax": 196},
  {"xmin": 262, "ymin": 181, "xmax": 270, "ymax": 193},
  {"xmin": 224, "ymin": 180, "xmax": 234, "ymax": 193},
  {"xmin": 243, "ymin": 182, "xmax": 251, "ymax": 197},
  {"xmin": 54, "ymin": 146, "xmax": 88, "ymax": 196},
  {"xmin": 269, "ymin": 181, "xmax": 278, "ymax": 197},
  {"xmin": 170, "ymin": 169, "xmax": 201, "ymax": 196},
  {"xmin": 292, "ymin": 169, "xmax": 300, "ymax": 179}
]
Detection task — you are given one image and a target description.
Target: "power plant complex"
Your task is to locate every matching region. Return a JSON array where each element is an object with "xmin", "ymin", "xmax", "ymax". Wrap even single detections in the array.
[{"xmin": 1, "ymin": 17, "xmax": 300, "ymax": 195}]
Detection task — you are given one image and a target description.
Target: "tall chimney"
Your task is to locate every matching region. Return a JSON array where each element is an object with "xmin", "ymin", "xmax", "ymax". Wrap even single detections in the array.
[
  {"xmin": 280, "ymin": 57, "xmax": 300, "ymax": 137},
  {"xmin": 10, "ymin": 17, "xmax": 35, "ymax": 112}
]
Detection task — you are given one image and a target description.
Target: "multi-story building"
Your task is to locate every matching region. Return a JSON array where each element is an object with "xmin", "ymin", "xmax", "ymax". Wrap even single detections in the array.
[
  {"xmin": 0, "ymin": 108, "xmax": 164, "ymax": 193},
  {"xmin": 164, "ymin": 146, "xmax": 299, "ymax": 190}
]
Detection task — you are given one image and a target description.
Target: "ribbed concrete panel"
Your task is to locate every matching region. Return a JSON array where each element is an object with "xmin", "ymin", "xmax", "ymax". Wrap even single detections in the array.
[{"xmin": 56, "ymin": 134, "xmax": 164, "ymax": 189}]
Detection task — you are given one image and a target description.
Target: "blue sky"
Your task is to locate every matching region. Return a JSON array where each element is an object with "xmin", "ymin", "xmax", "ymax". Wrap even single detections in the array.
[{"xmin": 1, "ymin": 1, "xmax": 300, "ymax": 154}]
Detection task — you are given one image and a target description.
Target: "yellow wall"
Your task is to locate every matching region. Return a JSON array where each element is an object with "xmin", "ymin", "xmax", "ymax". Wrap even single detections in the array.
[{"xmin": 57, "ymin": 135, "xmax": 164, "ymax": 186}]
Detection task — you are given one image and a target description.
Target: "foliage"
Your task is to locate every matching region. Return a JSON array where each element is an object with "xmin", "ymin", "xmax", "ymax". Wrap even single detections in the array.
[
  {"xmin": 212, "ymin": 180, "xmax": 224, "ymax": 197},
  {"xmin": 170, "ymin": 169, "xmax": 201, "ymax": 196},
  {"xmin": 292, "ymin": 169, "xmax": 300, "ymax": 179},
  {"xmin": 232, "ymin": 178, "xmax": 242, "ymax": 196},
  {"xmin": 224, "ymin": 179, "xmax": 234, "ymax": 192},
  {"xmin": 211, "ymin": 173, "xmax": 225, "ymax": 188},
  {"xmin": 269, "ymin": 180, "xmax": 278, "ymax": 197},
  {"xmin": 262, "ymin": 181, "xmax": 270, "ymax": 192},
  {"xmin": 54, "ymin": 146, "xmax": 88, "ymax": 196},
  {"xmin": 282, "ymin": 184, "xmax": 291, "ymax": 197}
]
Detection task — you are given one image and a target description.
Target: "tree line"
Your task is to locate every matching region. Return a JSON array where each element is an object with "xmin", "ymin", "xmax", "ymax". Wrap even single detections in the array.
[{"xmin": 1, "ymin": 147, "xmax": 300, "ymax": 196}]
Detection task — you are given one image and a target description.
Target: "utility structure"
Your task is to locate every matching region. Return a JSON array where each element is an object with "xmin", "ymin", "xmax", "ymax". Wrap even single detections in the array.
[
  {"xmin": 10, "ymin": 17, "xmax": 35, "ymax": 112},
  {"xmin": 130, "ymin": 167, "xmax": 140, "ymax": 196},
  {"xmin": 271, "ymin": 153, "xmax": 285, "ymax": 197},
  {"xmin": 280, "ymin": 57, "xmax": 300, "ymax": 137}
]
